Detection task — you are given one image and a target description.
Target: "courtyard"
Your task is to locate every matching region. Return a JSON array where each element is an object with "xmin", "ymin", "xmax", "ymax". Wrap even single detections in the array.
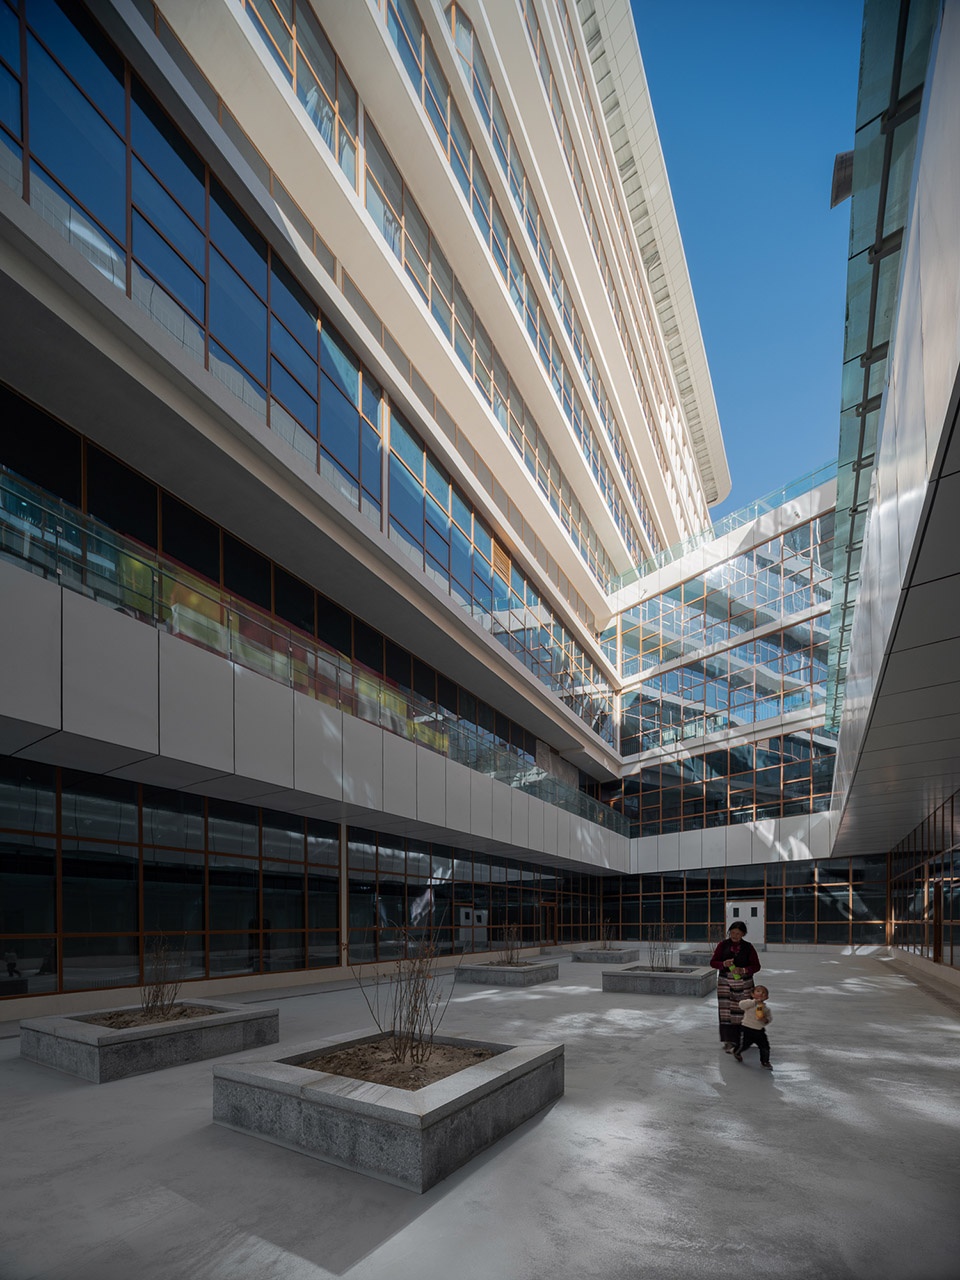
[{"xmin": 2, "ymin": 949, "xmax": 959, "ymax": 1280}]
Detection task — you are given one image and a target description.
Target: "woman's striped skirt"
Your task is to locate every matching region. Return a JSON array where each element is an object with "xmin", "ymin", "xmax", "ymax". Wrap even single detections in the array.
[{"xmin": 716, "ymin": 972, "xmax": 755, "ymax": 1044}]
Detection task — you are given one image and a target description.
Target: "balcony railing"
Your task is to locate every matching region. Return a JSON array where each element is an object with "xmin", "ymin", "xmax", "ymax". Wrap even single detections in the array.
[
  {"xmin": 610, "ymin": 460, "xmax": 838, "ymax": 593},
  {"xmin": 0, "ymin": 469, "xmax": 627, "ymax": 836}
]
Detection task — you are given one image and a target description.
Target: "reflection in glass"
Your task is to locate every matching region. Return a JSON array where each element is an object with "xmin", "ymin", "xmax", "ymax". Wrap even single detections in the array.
[
  {"xmin": 0, "ymin": 760, "xmax": 56, "ymax": 833},
  {"xmin": 62, "ymin": 935, "xmax": 139, "ymax": 991},
  {"xmin": 61, "ymin": 843, "xmax": 138, "ymax": 933},
  {"xmin": 0, "ymin": 837, "xmax": 56, "ymax": 934},
  {"xmin": 208, "ymin": 932, "xmax": 255, "ymax": 976},
  {"xmin": 208, "ymin": 854, "xmax": 257, "ymax": 931},
  {"xmin": 143, "ymin": 848, "xmax": 203, "ymax": 933},
  {"xmin": 0, "ymin": 936, "xmax": 57, "ymax": 995}
]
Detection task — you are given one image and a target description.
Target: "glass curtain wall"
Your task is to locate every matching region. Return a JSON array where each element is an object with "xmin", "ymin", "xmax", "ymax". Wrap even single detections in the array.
[
  {"xmin": 890, "ymin": 791, "xmax": 960, "ymax": 968},
  {"xmin": 0, "ymin": 759, "xmax": 340, "ymax": 999},
  {"xmin": 602, "ymin": 855, "xmax": 888, "ymax": 946},
  {"xmin": 346, "ymin": 827, "xmax": 602, "ymax": 962}
]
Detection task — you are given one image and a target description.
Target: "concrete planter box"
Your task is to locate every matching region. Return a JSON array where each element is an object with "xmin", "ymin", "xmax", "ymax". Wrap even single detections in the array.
[
  {"xmin": 213, "ymin": 1031, "xmax": 564, "ymax": 1192},
  {"xmin": 602, "ymin": 965, "xmax": 717, "ymax": 997},
  {"xmin": 572, "ymin": 948, "xmax": 641, "ymax": 964},
  {"xmin": 19, "ymin": 1001, "xmax": 280, "ymax": 1083},
  {"xmin": 456, "ymin": 961, "xmax": 558, "ymax": 987},
  {"xmin": 678, "ymin": 950, "xmax": 717, "ymax": 966}
]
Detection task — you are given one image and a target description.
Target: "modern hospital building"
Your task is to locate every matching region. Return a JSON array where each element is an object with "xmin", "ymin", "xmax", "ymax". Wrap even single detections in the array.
[{"xmin": 0, "ymin": 0, "xmax": 958, "ymax": 1014}]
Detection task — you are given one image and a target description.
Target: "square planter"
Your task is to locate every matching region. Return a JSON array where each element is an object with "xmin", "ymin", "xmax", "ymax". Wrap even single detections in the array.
[
  {"xmin": 213, "ymin": 1031, "xmax": 564, "ymax": 1192},
  {"xmin": 19, "ymin": 1001, "xmax": 280, "ymax": 1083},
  {"xmin": 602, "ymin": 965, "xmax": 717, "ymax": 997},
  {"xmin": 456, "ymin": 960, "xmax": 558, "ymax": 987},
  {"xmin": 572, "ymin": 948, "xmax": 641, "ymax": 964},
  {"xmin": 677, "ymin": 950, "xmax": 716, "ymax": 966}
]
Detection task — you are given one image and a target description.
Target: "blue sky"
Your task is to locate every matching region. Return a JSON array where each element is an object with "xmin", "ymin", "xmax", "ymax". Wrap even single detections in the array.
[{"xmin": 630, "ymin": 1, "xmax": 864, "ymax": 519}]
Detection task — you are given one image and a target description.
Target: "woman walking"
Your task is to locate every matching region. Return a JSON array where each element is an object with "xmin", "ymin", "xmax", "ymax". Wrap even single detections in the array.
[{"xmin": 710, "ymin": 921, "xmax": 761, "ymax": 1053}]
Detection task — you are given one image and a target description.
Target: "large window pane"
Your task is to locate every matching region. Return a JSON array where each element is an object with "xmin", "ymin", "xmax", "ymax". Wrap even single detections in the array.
[
  {"xmin": 320, "ymin": 325, "xmax": 359, "ymax": 403},
  {"xmin": 61, "ymin": 773, "xmax": 138, "ymax": 842},
  {"xmin": 271, "ymin": 257, "xmax": 318, "ymax": 353},
  {"xmin": 210, "ymin": 249, "xmax": 267, "ymax": 381},
  {"xmin": 132, "ymin": 211, "xmax": 204, "ymax": 319},
  {"xmin": 62, "ymin": 935, "xmax": 139, "ymax": 991},
  {"xmin": 0, "ymin": 935, "xmax": 57, "ymax": 995},
  {"xmin": 26, "ymin": 0, "xmax": 124, "ymax": 129},
  {"xmin": 389, "ymin": 454, "xmax": 424, "ymax": 537},
  {"xmin": 210, "ymin": 179, "xmax": 267, "ymax": 294},
  {"xmin": 131, "ymin": 80, "xmax": 206, "ymax": 225},
  {"xmin": 208, "ymin": 854, "xmax": 258, "ymax": 931},
  {"xmin": 132, "ymin": 159, "xmax": 205, "ymax": 272},
  {"xmin": 27, "ymin": 36, "xmax": 125, "ymax": 240},
  {"xmin": 208, "ymin": 800, "xmax": 258, "ymax": 856},
  {"xmin": 271, "ymin": 319, "xmax": 318, "ymax": 396},
  {"xmin": 320, "ymin": 377, "xmax": 360, "ymax": 477},
  {"xmin": 0, "ymin": 760, "xmax": 56, "ymax": 833},
  {"xmin": 272, "ymin": 357, "xmax": 317, "ymax": 433},
  {"xmin": 61, "ymin": 843, "xmax": 139, "ymax": 933},
  {"xmin": 262, "ymin": 862, "xmax": 305, "ymax": 929},
  {"xmin": 143, "ymin": 848, "xmax": 204, "ymax": 932},
  {"xmin": 0, "ymin": 837, "xmax": 56, "ymax": 934}
]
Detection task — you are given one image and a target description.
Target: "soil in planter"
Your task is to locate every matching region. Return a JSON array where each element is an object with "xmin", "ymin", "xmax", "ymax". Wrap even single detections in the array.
[
  {"xmin": 300, "ymin": 1039, "xmax": 498, "ymax": 1090},
  {"xmin": 80, "ymin": 1005, "xmax": 218, "ymax": 1030}
]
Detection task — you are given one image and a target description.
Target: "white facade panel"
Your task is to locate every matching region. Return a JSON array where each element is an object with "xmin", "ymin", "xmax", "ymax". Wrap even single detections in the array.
[
  {"xmin": 491, "ymin": 782, "xmax": 512, "ymax": 844},
  {"xmin": 469, "ymin": 771, "xmax": 494, "ymax": 841},
  {"xmin": 233, "ymin": 668, "xmax": 295, "ymax": 791},
  {"xmin": 61, "ymin": 590, "xmax": 159, "ymax": 757},
  {"xmin": 416, "ymin": 745, "xmax": 446, "ymax": 829},
  {"xmin": 724, "ymin": 825, "xmax": 752, "ymax": 868},
  {"xmin": 444, "ymin": 758, "xmax": 472, "ymax": 835},
  {"xmin": 656, "ymin": 831, "xmax": 680, "ymax": 871},
  {"xmin": 382, "ymin": 732, "xmax": 418, "ymax": 822},
  {"xmin": 510, "ymin": 788, "xmax": 529, "ymax": 850},
  {"xmin": 293, "ymin": 698, "xmax": 344, "ymax": 802},
  {"xmin": 159, "ymin": 631, "xmax": 235, "ymax": 775},
  {"xmin": 0, "ymin": 561, "xmax": 61, "ymax": 750},
  {"xmin": 678, "ymin": 829, "xmax": 703, "ymax": 870},
  {"xmin": 527, "ymin": 794, "xmax": 545, "ymax": 855},
  {"xmin": 342, "ymin": 715, "xmax": 384, "ymax": 812}
]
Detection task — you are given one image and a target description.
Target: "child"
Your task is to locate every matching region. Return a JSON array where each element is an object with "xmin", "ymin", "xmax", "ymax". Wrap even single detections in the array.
[{"xmin": 734, "ymin": 985, "xmax": 772, "ymax": 1069}]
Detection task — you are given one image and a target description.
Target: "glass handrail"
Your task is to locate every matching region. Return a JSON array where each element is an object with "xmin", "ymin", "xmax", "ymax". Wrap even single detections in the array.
[
  {"xmin": 0, "ymin": 468, "xmax": 628, "ymax": 836},
  {"xmin": 609, "ymin": 459, "xmax": 839, "ymax": 593}
]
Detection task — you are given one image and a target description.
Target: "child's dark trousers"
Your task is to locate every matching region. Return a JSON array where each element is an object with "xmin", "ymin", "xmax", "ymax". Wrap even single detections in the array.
[{"xmin": 737, "ymin": 1026, "xmax": 771, "ymax": 1064}]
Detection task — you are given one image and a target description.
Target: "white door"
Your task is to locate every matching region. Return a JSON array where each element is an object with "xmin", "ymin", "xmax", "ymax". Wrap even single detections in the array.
[{"xmin": 726, "ymin": 899, "xmax": 765, "ymax": 945}]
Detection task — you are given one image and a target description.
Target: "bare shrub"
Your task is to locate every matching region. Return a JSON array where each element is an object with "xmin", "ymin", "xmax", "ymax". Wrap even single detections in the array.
[
  {"xmin": 354, "ymin": 929, "xmax": 458, "ymax": 1065},
  {"xmin": 643, "ymin": 922, "xmax": 680, "ymax": 971},
  {"xmin": 499, "ymin": 925, "xmax": 522, "ymax": 965},
  {"xmin": 140, "ymin": 935, "xmax": 186, "ymax": 1021},
  {"xmin": 597, "ymin": 918, "xmax": 617, "ymax": 951}
]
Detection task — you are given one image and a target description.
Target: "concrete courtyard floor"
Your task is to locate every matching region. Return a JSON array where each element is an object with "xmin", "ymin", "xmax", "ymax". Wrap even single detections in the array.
[{"xmin": 1, "ymin": 949, "xmax": 959, "ymax": 1280}]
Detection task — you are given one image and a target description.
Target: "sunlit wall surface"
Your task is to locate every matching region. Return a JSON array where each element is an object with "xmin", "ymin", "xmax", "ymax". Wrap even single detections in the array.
[{"xmin": 826, "ymin": 0, "xmax": 938, "ymax": 729}]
